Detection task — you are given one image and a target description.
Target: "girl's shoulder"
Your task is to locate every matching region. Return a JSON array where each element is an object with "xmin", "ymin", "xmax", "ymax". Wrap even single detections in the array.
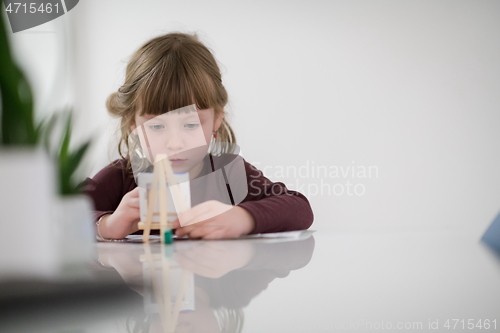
[
  {"xmin": 209, "ymin": 153, "xmax": 264, "ymax": 180},
  {"xmin": 210, "ymin": 153, "xmax": 243, "ymax": 169},
  {"xmin": 89, "ymin": 158, "xmax": 135, "ymax": 188},
  {"xmin": 95, "ymin": 158, "xmax": 131, "ymax": 176}
]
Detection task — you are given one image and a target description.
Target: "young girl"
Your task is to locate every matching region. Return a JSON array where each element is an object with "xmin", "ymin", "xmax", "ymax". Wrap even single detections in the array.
[{"xmin": 83, "ymin": 32, "xmax": 313, "ymax": 240}]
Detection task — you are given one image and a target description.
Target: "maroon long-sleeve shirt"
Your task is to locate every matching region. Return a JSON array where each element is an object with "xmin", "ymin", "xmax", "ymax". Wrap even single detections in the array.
[{"xmin": 82, "ymin": 155, "xmax": 313, "ymax": 234}]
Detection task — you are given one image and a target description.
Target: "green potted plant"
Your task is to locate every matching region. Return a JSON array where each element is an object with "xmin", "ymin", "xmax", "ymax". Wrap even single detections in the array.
[
  {"xmin": 0, "ymin": 8, "xmax": 93, "ymax": 277},
  {"xmin": 0, "ymin": 8, "xmax": 60, "ymax": 278}
]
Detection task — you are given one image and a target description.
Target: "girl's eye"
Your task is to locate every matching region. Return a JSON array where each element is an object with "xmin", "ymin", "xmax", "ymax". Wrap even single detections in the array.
[
  {"xmin": 148, "ymin": 124, "xmax": 164, "ymax": 131},
  {"xmin": 185, "ymin": 123, "xmax": 200, "ymax": 129}
]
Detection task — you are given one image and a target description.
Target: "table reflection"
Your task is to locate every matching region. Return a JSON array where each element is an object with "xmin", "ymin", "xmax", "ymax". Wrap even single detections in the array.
[{"xmin": 95, "ymin": 234, "xmax": 315, "ymax": 333}]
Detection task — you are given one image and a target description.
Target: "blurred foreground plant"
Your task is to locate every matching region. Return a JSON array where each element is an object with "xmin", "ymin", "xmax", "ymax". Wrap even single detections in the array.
[
  {"xmin": 0, "ymin": 8, "xmax": 41, "ymax": 145},
  {"xmin": 1, "ymin": 9, "xmax": 91, "ymax": 195},
  {"xmin": 42, "ymin": 111, "xmax": 91, "ymax": 195}
]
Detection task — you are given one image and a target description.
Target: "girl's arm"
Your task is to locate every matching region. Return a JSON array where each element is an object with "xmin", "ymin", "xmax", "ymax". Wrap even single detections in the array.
[
  {"xmin": 173, "ymin": 156, "xmax": 314, "ymax": 239},
  {"xmin": 82, "ymin": 159, "xmax": 140, "ymax": 239},
  {"xmin": 237, "ymin": 160, "xmax": 314, "ymax": 234}
]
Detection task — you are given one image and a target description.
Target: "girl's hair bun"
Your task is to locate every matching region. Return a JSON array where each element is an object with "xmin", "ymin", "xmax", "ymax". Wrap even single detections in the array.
[{"xmin": 106, "ymin": 91, "xmax": 123, "ymax": 117}]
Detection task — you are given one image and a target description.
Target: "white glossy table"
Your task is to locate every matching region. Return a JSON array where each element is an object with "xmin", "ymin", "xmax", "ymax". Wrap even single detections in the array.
[{"xmin": 1, "ymin": 228, "xmax": 499, "ymax": 333}]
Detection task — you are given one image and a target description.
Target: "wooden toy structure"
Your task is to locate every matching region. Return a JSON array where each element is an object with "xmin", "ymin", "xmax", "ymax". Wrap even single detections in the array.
[{"xmin": 138, "ymin": 154, "xmax": 189, "ymax": 244}]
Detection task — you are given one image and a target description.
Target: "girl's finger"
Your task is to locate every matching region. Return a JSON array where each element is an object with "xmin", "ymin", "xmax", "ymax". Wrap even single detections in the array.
[
  {"xmin": 203, "ymin": 228, "xmax": 227, "ymax": 240},
  {"xmin": 177, "ymin": 203, "xmax": 210, "ymax": 226},
  {"xmin": 176, "ymin": 221, "xmax": 222, "ymax": 237},
  {"xmin": 177, "ymin": 221, "xmax": 217, "ymax": 238},
  {"xmin": 131, "ymin": 219, "xmax": 140, "ymax": 231},
  {"xmin": 178, "ymin": 200, "xmax": 227, "ymax": 227},
  {"xmin": 129, "ymin": 211, "xmax": 141, "ymax": 221},
  {"xmin": 128, "ymin": 187, "xmax": 140, "ymax": 197},
  {"xmin": 129, "ymin": 197, "xmax": 140, "ymax": 208},
  {"xmin": 188, "ymin": 225, "xmax": 224, "ymax": 239}
]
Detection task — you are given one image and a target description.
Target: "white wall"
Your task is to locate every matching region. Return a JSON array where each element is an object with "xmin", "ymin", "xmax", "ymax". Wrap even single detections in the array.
[{"xmin": 64, "ymin": 0, "xmax": 500, "ymax": 232}]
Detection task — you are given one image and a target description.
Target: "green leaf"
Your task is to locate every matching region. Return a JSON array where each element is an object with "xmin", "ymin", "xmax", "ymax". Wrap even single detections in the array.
[
  {"xmin": 59, "ymin": 113, "xmax": 72, "ymax": 163},
  {"xmin": 40, "ymin": 113, "xmax": 58, "ymax": 154},
  {"xmin": 55, "ymin": 112, "xmax": 92, "ymax": 195},
  {"xmin": 0, "ymin": 8, "xmax": 38, "ymax": 145},
  {"xmin": 68, "ymin": 141, "xmax": 91, "ymax": 176}
]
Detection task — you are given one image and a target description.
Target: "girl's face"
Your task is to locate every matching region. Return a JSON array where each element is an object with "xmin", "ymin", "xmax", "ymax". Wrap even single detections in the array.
[{"xmin": 131, "ymin": 106, "xmax": 222, "ymax": 175}]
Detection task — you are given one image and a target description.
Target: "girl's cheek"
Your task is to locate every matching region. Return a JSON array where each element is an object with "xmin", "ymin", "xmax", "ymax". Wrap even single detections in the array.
[
  {"xmin": 188, "ymin": 128, "xmax": 210, "ymax": 147},
  {"xmin": 200, "ymin": 122, "xmax": 212, "ymax": 141}
]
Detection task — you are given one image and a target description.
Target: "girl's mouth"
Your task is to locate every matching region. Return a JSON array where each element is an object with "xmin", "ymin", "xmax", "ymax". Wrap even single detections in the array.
[{"xmin": 168, "ymin": 159, "xmax": 186, "ymax": 166}]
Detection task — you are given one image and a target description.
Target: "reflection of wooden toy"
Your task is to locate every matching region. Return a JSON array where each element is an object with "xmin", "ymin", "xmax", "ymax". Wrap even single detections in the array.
[
  {"xmin": 140, "ymin": 244, "xmax": 195, "ymax": 332},
  {"xmin": 138, "ymin": 154, "xmax": 190, "ymax": 244}
]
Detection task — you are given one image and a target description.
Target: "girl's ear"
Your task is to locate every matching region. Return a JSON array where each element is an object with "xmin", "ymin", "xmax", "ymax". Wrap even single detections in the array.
[{"xmin": 213, "ymin": 111, "xmax": 224, "ymax": 132}]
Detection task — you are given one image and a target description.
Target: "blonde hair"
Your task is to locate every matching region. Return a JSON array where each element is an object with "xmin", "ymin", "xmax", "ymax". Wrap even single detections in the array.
[{"xmin": 106, "ymin": 32, "xmax": 236, "ymax": 169}]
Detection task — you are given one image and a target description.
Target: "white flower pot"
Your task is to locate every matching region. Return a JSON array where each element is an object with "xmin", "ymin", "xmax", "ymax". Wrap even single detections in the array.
[
  {"xmin": 0, "ymin": 148, "xmax": 96, "ymax": 280},
  {"xmin": 53, "ymin": 194, "xmax": 95, "ymax": 272},
  {"xmin": 0, "ymin": 147, "xmax": 58, "ymax": 280}
]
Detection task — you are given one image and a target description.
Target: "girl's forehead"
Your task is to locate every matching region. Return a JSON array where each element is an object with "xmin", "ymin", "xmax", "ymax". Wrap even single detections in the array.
[{"xmin": 138, "ymin": 108, "xmax": 213, "ymax": 120}]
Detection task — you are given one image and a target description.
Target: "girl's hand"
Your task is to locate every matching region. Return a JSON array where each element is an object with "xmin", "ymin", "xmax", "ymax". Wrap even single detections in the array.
[
  {"xmin": 99, "ymin": 187, "xmax": 140, "ymax": 239},
  {"xmin": 173, "ymin": 200, "xmax": 255, "ymax": 240}
]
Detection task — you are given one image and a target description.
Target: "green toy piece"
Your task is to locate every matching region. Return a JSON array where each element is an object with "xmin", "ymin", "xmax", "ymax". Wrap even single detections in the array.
[{"xmin": 164, "ymin": 229, "xmax": 173, "ymax": 244}]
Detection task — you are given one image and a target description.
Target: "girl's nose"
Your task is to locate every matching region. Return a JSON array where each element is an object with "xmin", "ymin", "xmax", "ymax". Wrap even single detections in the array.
[{"xmin": 165, "ymin": 131, "xmax": 184, "ymax": 153}]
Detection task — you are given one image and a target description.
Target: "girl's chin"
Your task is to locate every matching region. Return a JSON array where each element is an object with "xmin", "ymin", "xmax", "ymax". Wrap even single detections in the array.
[
  {"xmin": 171, "ymin": 167, "xmax": 190, "ymax": 174},
  {"xmin": 171, "ymin": 161, "xmax": 198, "ymax": 175},
  {"xmin": 170, "ymin": 164, "xmax": 189, "ymax": 173}
]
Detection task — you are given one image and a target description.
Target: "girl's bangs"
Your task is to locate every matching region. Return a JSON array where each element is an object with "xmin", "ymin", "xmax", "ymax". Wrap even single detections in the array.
[{"xmin": 137, "ymin": 57, "xmax": 218, "ymax": 116}]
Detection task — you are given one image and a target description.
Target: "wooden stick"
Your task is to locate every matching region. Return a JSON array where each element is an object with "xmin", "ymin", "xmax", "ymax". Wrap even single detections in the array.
[
  {"xmin": 170, "ymin": 270, "xmax": 191, "ymax": 331},
  {"xmin": 138, "ymin": 221, "xmax": 174, "ymax": 230},
  {"xmin": 161, "ymin": 158, "xmax": 188, "ymax": 214},
  {"xmin": 161, "ymin": 248, "xmax": 173, "ymax": 332},
  {"xmin": 158, "ymin": 157, "xmax": 168, "ymax": 240},
  {"xmin": 142, "ymin": 159, "xmax": 161, "ymax": 243},
  {"xmin": 143, "ymin": 244, "xmax": 169, "ymax": 331},
  {"xmin": 141, "ymin": 154, "xmax": 190, "ymax": 243}
]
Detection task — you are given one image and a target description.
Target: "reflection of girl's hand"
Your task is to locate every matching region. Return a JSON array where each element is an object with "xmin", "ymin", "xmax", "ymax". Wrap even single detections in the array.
[
  {"xmin": 173, "ymin": 241, "xmax": 255, "ymax": 278},
  {"xmin": 97, "ymin": 244, "xmax": 144, "ymax": 290},
  {"xmin": 172, "ymin": 200, "xmax": 255, "ymax": 240}
]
